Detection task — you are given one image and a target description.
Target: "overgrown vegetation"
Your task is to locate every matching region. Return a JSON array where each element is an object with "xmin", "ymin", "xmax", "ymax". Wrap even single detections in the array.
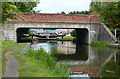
[
  {"xmin": 1, "ymin": 40, "xmax": 68, "ymax": 77},
  {"xmin": 12, "ymin": 44, "xmax": 68, "ymax": 77},
  {"xmin": 26, "ymin": 48, "xmax": 68, "ymax": 77},
  {"xmin": 90, "ymin": 41, "xmax": 109, "ymax": 47},
  {"xmin": 1, "ymin": 40, "xmax": 18, "ymax": 75},
  {"xmin": 90, "ymin": 2, "xmax": 120, "ymax": 28},
  {"xmin": 109, "ymin": 28, "xmax": 120, "ymax": 35}
]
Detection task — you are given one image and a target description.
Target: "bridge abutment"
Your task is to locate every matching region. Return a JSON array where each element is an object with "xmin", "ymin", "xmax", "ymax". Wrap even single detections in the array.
[
  {"xmin": 3, "ymin": 30, "xmax": 17, "ymax": 42},
  {"xmin": 3, "ymin": 23, "xmax": 17, "ymax": 42}
]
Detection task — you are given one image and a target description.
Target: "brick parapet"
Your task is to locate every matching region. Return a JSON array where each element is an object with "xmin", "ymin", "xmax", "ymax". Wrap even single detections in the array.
[{"xmin": 10, "ymin": 13, "xmax": 100, "ymax": 23}]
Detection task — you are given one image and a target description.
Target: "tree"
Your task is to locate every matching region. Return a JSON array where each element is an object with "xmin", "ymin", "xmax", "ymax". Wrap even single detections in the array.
[
  {"xmin": 2, "ymin": 2, "xmax": 40, "ymax": 23},
  {"xmin": 58, "ymin": 11, "xmax": 91, "ymax": 14},
  {"xmin": 2, "ymin": 2, "xmax": 18, "ymax": 23},
  {"xmin": 14, "ymin": 2, "xmax": 39, "ymax": 13},
  {"xmin": 68, "ymin": 10, "xmax": 91, "ymax": 14},
  {"xmin": 90, "ymin": 2, "xmax": 120, "ymax": 28},
  {"xmin": 57, "ymin": 11, "xmax": 66, "ymax": 14},
  {"xmin": 71, "ymin": 30, "xmax": 76, "ymax": 37}
]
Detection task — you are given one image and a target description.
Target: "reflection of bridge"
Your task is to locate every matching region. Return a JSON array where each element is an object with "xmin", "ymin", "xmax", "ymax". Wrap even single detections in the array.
[{"xmin": 57, "ymin": 45, "xmax": 117, "ymax": 76}]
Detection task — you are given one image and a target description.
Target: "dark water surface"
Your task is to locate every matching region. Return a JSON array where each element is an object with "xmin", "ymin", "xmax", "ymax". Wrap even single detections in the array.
[{"xmin": 31, "ymin": 41, "xmax": 120, "ymax": 78}]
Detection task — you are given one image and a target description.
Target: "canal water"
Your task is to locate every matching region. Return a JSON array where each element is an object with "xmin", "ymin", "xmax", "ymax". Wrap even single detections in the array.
[{"xmin": 30, "ymin": 41, "xmax": 120, "ymax": 78}]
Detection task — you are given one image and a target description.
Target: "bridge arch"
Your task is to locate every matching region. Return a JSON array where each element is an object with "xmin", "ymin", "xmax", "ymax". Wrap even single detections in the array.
[{"xmin": 15, "ymin": 25, "xmax": 90, "ymax": 44}]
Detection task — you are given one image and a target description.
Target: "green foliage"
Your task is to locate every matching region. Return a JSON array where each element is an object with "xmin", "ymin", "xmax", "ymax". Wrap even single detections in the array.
[
  {"xmin": 21, "ymin": 29, "xmax": 30, "ymax": 34},
  {"xmin": 2, "ymin": 2, "xmax": 40, "ymax": 23},
  {"xmin": 71, "ymin": 30, "xmax": 76, "ymax": 37},
  {"xmin": 57, "ymin": 36, "xmax": 75, "ymax": 41},
  {"xmin": 12, "ymin": 43, "xmax": 59, "ymax": 77},
  {"xmin": 21, "ymin": 37, "xmax": 37, "ymax": 41},
  {"xmin": 57, "ymin": 11, "xmax": 66, "ymax": 14},
  {"xmin": 14, "ymin": 2, "xmax": 39, "ymax": 13},
  {"xmin": 109, "ymin": 28, "xmax": 115, "ymax": 34},
  {"xmin": 68, "ymin": 10, "xmax": 91, "ymax": 14},
  {"xmin": 2, "ymin": 2, "xmax": 19, "ymax": 23},
  {"xmin": 63, "ymin": 36, "xmax": 75, "ymax": 39},
  {"xmin": 1, "ymin": 40, "xmax": 18, "ymax": 53},
  {"xmin": 90, "ymin": 2, "xmax": 120, "ymax": 28},
  {"xmin": 1, "ymin": 40, "xmax": 18, "ymax": 75},
  {"xmin": 60, "ymin": 11, "xmax": 66, "ymax": 14},
  {"xmin": 58, "ymin": 11, "xmax": 91, "ymax": 14},
  {"xmin": 90, "ymin": 41, "xmax": 109, "ymax": 47},
  {"xmin": 109, "ymin": 28, "xmax": 120, "ymax": 38},
  {"xmin": 90, "ymin": 41, "xmax": 110, "ymax": 50},
  {"xmin": 26, "ymin": 48, "xmax": 68, "ymax": 77}
]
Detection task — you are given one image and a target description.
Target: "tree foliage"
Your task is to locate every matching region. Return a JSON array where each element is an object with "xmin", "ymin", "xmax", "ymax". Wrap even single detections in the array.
[
  {"xmin": 14, "ymin": 2, "xmax": 39, "ymax": 13},
  {"xmin": 58, "ymin": 11, "xmax": 91, "ymax": 14},
  {"xmin": 90, "ymin": 2, "xmax": 120, "ymax": 28},
  {"xmin": 2, "ymin": 2, "xmax": 39, "ymax": 23},
  {"xmin": 68, "ymin": 10, "xmax": 91, "ymax": 14},
  {"xmin": 2, "ymin": 2, "xmax": 18, "ymax": 23},
  {"xmin": 71, "ymin": 30, "xmax": 76, "ymax": 37},
  {"xmin": 57, "ymin": 11, "xmax": 66, "ymax": 14}
]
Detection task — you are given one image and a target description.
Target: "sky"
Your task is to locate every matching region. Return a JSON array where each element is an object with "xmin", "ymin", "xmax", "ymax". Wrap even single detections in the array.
[{"xmin": 34, "ymin": 0, "xmax": 91, "ymax": 13}]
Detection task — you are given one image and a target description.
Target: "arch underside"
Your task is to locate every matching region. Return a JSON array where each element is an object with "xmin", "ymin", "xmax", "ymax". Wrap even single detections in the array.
[{"xmin": 16, "ymin": 27, "xmax": 89, "ymax": 44}]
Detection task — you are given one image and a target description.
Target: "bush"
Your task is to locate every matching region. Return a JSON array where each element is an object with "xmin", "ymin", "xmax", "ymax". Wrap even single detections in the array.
[
  {"xmin": 70, "ymin": 30, "xmax": 76, "ymax": 37},
  {"xmin": 109, "ymin": 28, "xmax": 120, "ymax": 37}
]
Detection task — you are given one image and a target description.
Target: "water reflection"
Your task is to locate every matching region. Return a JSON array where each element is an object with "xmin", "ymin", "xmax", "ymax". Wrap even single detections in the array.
[
  {"xmin": 30, "ymin": 41, "xmax": 119, "ymax": 77},
  {"xmin": 116, "ymin": 51, "xmax": 120, "ymax": 65},
  {"xmin": 55, "ymin": 44, "xmax": 88, "ymax": 60}
]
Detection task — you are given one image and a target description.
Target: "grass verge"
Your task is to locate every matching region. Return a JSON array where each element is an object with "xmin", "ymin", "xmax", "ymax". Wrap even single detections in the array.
[
  {"xmin": 13, "ymin": 45, "xmax": 68, "ymax": 77},
  {"xmin": 1, "ymin": 40, "xmax": 18, "ymax": 76},
  {"xmin": 90, "ymin": 41, "xmax": 110, "ymax": 50},
  {"xmin": 90, "ymin": 41, "xmax": 109, "ymax": 47},
  {"xmin": 57, "ymin": 36, "xmax": 75, "ymax": 41},
  {"xmin": 21, "ymin": 37, "xmax": 38, "ymax": 41}
]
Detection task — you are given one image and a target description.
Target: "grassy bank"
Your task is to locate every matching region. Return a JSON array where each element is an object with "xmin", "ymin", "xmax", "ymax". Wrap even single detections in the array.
[
  {"xmin": 90, "ymin": 41, "xmax": 109, "ymax": 47},
  {"xmin": 21, "ymin": 37, "xmax": 38, "ymax": 42},
  {"xmin": 57, "ymin": 36, "xmax": 75, "ymax": 41},
  {"xmin": 13, "ymin": 45, "xmax": 68, "ymax": 77},
  {"xmin": 1, "ymin": 40, "xmax": 18, "ymax": 75},
  {"xmin": 90, "ymin": 41, "xmax": 110, "ymax": 50}
]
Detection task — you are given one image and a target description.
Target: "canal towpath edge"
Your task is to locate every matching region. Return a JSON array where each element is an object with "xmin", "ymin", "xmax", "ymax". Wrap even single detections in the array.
[
  {"xmin": 3, "ymin": 43, "xmax": 30, "ymax": 77},
  {"xmin": 3, "ymin": 46, "xmax": 19, "ymax": 77}
]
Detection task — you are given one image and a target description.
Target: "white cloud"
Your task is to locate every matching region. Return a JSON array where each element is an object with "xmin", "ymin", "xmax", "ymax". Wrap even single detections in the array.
[{"xmin": 35, "ymin": 0, "xmax": 91, "ymax": 13}]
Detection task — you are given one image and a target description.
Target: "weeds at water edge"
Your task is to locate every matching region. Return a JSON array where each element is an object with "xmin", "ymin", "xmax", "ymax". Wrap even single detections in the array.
[{"xmin": 26, "ymin": 48, "xmax": 69, "ymax": 77}]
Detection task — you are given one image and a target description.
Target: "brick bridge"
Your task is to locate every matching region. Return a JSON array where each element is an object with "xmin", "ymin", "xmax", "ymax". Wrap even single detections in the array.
[{"xmin": 3, "ymin": 13, "xmax": 116, "ymax": 44}]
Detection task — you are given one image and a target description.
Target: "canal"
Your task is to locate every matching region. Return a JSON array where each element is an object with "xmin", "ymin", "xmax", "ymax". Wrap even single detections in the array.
[{"xmin": 30, "ymin": 40, "xmax": 120, "ymax": 78}]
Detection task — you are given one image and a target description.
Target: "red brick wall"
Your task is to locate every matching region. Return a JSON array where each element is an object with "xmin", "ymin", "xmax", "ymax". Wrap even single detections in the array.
[{"xmin": 11, "ymin": 13, "xmax": 100, "ymax": 23}]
